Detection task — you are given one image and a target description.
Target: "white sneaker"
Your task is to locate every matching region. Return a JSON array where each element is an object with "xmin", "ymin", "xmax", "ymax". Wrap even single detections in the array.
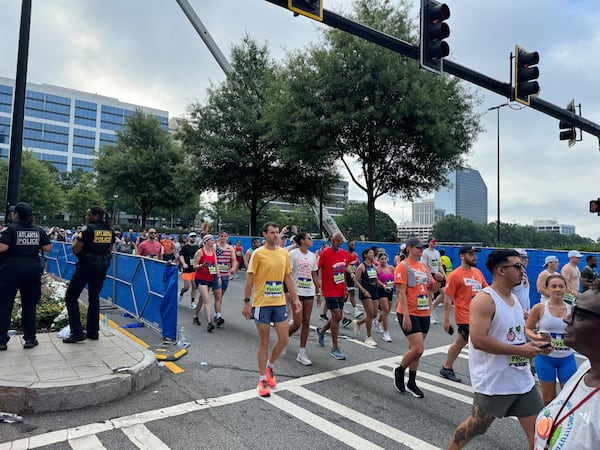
[
  {"xmin": 382, "ymin": 331, "xmax": 392, "ymax": 342},
  {"xmin": 354, "ymin": 309, "xmax": 364, "ymax": 319},
  {"xmin": 190, "ymin": 302, "xmax": 196, "ymax": 309},
  {"xmin": 353, "ymin": 319, "xmax": 361, "ymax": 336},
  {"xmin": 296, "ymin": 353, "xmax": 312, "ymax": 366},
  {"xmin": 178, "ymin": 294, "xmax": 183, "ymax": 305},
  {"xmin": 365, "ymin": 336, "xmax": 378, "ymax": 347},
  {"xmin": 372, "ymin": 319, "xmax": 384, "ymax": 333},
  {"xmin": 430, "ymin": 311, "xmax": 439, "ymax": 324}
]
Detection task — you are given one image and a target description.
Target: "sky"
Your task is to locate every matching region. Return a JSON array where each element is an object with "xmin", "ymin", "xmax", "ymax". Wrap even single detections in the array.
[{"xmin": 3, "ymin": 0, "xmax": 600, "ymax": 240}]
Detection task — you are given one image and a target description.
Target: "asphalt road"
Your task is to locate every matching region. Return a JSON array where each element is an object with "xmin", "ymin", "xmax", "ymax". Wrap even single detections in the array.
[{"xmin": 1, "ymin": 271, "xmax": 576, "ymax": 449}]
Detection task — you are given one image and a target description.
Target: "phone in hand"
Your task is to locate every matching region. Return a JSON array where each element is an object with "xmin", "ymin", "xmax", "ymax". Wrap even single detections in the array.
[
  {"xmin": 538, "ymin": 342, "xmax": 552, "ymax": 349},
  {"xmin": 448, "ymin": 325, "xmax": 454, "ymax": 336}
]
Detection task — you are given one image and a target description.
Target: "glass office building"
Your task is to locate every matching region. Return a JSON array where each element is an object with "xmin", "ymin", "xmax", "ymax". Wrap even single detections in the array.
[
  {"xmin": 434, "ymin": 167, "xmax": 488, "ymax": 224},
  {"xmin": 0, "ymin": 76, "xmax": 169, "ymax": 173}
]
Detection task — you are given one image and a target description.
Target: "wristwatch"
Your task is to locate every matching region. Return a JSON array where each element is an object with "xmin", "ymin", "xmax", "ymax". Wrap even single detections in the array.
[{"xmin": 243, "ymin": 297, "xmax": 251, "ymax": 303}]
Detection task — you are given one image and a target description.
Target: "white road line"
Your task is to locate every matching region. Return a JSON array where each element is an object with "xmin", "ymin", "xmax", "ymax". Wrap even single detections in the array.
[
  {"xmin": 68, "ymin": 434, "xmax": 107, "ymax": 449},
  {"xmin": 122, "ymin": 423, "xmax": 170, "ymax": 450},
  {"xmin": 264, "ymin": 394, "xmax": 385, "ymax": 450},
  {"xmin": 288, "ymin": 385, "xmax": 440, "ymax": 450}
]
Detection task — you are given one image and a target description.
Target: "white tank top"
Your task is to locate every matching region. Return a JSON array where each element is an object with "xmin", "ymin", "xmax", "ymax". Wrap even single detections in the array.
[
  {"xmin": 469, "ymin": 287, "xmax": 535, "ymax": 395},
  {"xmin": 538, "ymin": 302, "xmax": 573, "ymax": 358}
]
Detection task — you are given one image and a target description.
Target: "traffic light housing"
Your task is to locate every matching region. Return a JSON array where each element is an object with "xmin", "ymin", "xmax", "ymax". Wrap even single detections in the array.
[
  {"xmin": 590, "ymin": 199, "xmax": 600, "ymax": 215},
  {"xmin": 288, "ymin": 0, "xmax": 323, "ymax": 21},
  {"xmin": 514, "ymin": 45, "xmax": 540, "ymax": 106},
  {"xmin": 559, "ymin": 99, "xmax": 577, "ymax": 147},
  {"xmin": 420, "ymin": 0, "xmax": 450, "ymax": 74}
]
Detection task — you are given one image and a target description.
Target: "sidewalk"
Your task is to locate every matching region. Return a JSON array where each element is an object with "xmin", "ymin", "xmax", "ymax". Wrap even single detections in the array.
[{"xmin": 0, "ymin": 324, "xmax": 159, "ymax": 414}]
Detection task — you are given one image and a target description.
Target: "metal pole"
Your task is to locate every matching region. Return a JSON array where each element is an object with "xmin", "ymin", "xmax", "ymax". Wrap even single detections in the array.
[
  {"xmin": 5, "ymin": 0, "xmax": 32, "ymax": 223},
  {"xmin": 488, "ymin": 103, "xmax": 508, "ymax": 244}
]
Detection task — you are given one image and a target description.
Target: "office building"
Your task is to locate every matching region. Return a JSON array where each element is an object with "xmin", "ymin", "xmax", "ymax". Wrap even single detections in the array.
[
  {"xmin": 0, "ymin": 76, "xmax": 168, "ymax": 173},
  {"xmin": 533, "ymin": 219, "xmax": 575, "ymax": 236},
  {"xmin": 269, "ymin": 180, "xmax": 349, "ymax": 217},
  {"xmin": 434, "ymin": 167, "xmax": 488, "ymax": 224}
]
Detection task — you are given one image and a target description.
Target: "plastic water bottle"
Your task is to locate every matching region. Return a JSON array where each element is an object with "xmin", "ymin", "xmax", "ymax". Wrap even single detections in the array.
[
  {"xmin": 177, "ymin": 326, "xmax": 187, "ymax": 347},
  {"xmin": 102, "ymin": 315, "xmax": 108, "ymax": 330},
  {"xmin": 0, "ymin": 412, "xmax": 23, "ymax": 423}
]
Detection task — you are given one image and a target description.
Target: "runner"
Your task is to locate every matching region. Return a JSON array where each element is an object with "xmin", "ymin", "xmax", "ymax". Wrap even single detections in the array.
[
  {"xmin": 179, "ymin": 232, "xmax": 199, "ymax": 308},
  {"xmin": 193, "ymin": 235, "xmax": 221, "ymax": 332},
  {"xmin": 214, "ymin": 230, "xmax": 238, "ymax": 327},
  {"xmin": 352, "ymin": 248, "xmax": 384, "ymax": 347},
  {"xmin": 375, "ymin": 252, "xmax": 395, "ymax": 342}
]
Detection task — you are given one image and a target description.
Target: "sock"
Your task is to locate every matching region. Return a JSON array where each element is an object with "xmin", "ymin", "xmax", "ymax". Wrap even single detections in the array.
[
  {"xmin": 298, "ymin": 347, "xmax": 305, "ymax": 354},
  {"xmin": 408, "ymin": 370, "xmax": 417, "ymax": 385},
  {"xmin": 216, "ymin": 313, "xmax": 222, "ymax": 319},
  {"xmin": 267, "ymin": 361, "xmax": 273, "ymax": 369},
  {"xmin": 259, "ymin": 375, "xmax": 267, "ymax": 381}
]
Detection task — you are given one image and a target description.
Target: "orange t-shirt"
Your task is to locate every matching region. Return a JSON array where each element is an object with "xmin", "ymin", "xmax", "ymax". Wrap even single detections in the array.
[
  {"xmin": 444, "ymin": 266, "xmax": 488, "ymax": 324},
  {"xmin": 394, "ymin": 259, "xmax": 435, "ymax": 317},
  {"xmin": 161, "ymin": 239, "xmax": 175, "ymax": 254}
]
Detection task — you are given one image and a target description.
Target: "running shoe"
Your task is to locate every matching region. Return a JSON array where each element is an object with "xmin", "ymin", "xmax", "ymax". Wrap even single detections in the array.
[
  {"xmin": 341, "ymin": 317, "xmax": 352, "ymax": 328},
  {"xmin": 296, "ymin": 353, "xmax": 312, "ymax": 366},
  {"xmin": 430, "ymin": 311, "xmax": 439, "ymax": 324},
  {"xmin": 365, "ymin": 336, "xmax": 378, "ymax": 347},
  {"xmin": 352, "ymin": 319, "xmax": 361, "ymax": 336},
  {"xmin": 216, "ymin": 317, "xmax": 225, "ymax": 327},
  {"xmin": 257, "ymin": 380, "xmax": 270, "ymax": 397},
  {"xmin": 373, "ymin": 319, "xmax": 384, "ymax": 333},
  {"xmin": 354, "ymin": 310, "xmax": 364, "ymax": 319},
  {"xmin": 190, "ymin": 302, "xmax": 197, "ymax": 309},
  {"xmin": 193, "ymin": 317, "xmax": 201, "ymax": 326},
  {"xmin": 207, "ymin": 322, "xmax": 215, "ymax": 332},
  {"xmin": 393, "ymin": 366, "xmax": 405, "ymax": 393},
  {"xmin": 382, "ymin": 331, "xmax": 392, "ymax": 342},
  {"xmin": 316, "ymin": 327, "xmax": 325, "ymax": 347},
  {"xmin": 23, "ymin": 339, "xmax": 39, "ymax": 349},
  {"xmin": 319, "ymin": 314, "xmax": 329, "ymax": 321},
  {"xmin": 329, "ymin": 347, "xmax": 346, "ymax": 360},
  {"xmin": 266, "ymin": 367, "xmax": 277, "ymax": 387},
  {"xmin": 439, "ymin": 367, "xmax": 462, "ymax": 383},
  {"xmin": 406, "ymin": 381, "xmax": 424, "ymax": 398}
]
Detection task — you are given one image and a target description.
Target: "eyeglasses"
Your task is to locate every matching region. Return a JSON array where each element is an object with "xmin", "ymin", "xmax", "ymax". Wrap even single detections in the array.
[
  {"xmin": 520, "ymin": 256, "xmax": 529, "ymax": 259},
  {"xmin": 148, "ymin": 232, "xmax": 157, "ymax": 235},
  {"xmin": 567, "ymin": 305, "xmax": 600, "ymax": 323},
  {"xmin": 498, "ymin": 262, "xmax": 525, "ymax": 271}
]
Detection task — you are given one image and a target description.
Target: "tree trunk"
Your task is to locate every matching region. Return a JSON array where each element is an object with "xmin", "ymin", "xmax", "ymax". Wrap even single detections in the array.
[{"xmin": 367, "ymin": 189, "xmax": 377, "ymax": 241}]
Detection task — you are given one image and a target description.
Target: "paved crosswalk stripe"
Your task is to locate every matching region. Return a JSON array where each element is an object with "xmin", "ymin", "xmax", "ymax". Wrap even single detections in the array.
[
  {"xmin": 122, "ymin": 424, "xmax": 170, "ymax": 450},
  {"xmin": 68, "ymin": 434, "xmax": 107, "ymax": 449}
]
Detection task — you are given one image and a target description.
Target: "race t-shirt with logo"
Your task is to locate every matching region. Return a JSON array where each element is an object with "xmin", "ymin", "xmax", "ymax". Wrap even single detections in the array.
[
  {"xmin": 289, "ymin": 248, "xmax": 318, "ymax": 297},
  {"xmin": 318, "ymin": 247, "xmax": 349, "ymax": 298},
  {"xmin": 248, "ymin": 246, "xmax": 291, "ymax": 307},
  {"xmin": 445, "ymin": 266, "xmax": 488, "ymax": 324},
  {"xmin": 394, "ymin": 259, "xmax": 435, "ymax": 317}
]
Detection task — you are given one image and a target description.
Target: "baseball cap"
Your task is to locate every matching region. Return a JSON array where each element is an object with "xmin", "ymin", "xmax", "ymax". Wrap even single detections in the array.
[
  {"xmin": 458, "ymin": 245, "xmax": 481, "ymax": 255},
  {"xmin": 405, "ymin": 237, "xmax": 424, "ymax": 248},
  {"xmin": 544, "ymin": 255, "xmax": 558, "ymax": 266},
  {"xmin": 400, "ymin": 243, "xmax": 407, "ymax": 251},
  {"xmin": 188, "ymin": 232, "xmax": 197, "ymax": 237},
  {"xmin": 515, "ymin": 248, "xmax": 528, "ymax": 257},
  {"xmin": 427, "ymin": 236, "xmax": 437, "ymax": 244},
  {"xmin": 568, "ymin": 250, "xmax": 583, "ymax": 258},
  {"xmin": 14, "ymin": 202, "xmax": 33, "ymax": 216}
]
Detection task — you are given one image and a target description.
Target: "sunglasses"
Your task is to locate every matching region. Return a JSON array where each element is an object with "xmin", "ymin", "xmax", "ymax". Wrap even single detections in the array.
[
  {"xmin": 498, "ymin": 262, "xmax": 525, "ymax": 271},
  {"xmin": 567, "ymin": 305, "xmax": 600, "ymax": 323}
]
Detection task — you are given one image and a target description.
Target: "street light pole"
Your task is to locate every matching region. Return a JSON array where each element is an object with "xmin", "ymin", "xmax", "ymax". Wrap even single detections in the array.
[{"xmin": 488, "ymin": 103, "xmax": 509, "ymax": 244}]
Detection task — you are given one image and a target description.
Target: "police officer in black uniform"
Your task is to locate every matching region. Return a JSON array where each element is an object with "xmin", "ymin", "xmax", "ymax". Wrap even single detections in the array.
[
  {"xmin": 0, "ymin": 202, "xmax": 52, "ymax": 350},
  {"xmin": 63, "ymin": 206, "xmax": 115, "ymax": 343}
]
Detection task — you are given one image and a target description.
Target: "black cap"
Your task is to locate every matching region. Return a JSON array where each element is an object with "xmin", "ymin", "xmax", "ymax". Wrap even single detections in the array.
[
  {"xmin": 14, "ymin": 202, "xmax": 33, "ymax": 216},
  {"xmin": 458, "ymin": 245, "xmax": 481, "ymax": 255},
  {"xmin": 405, "ymin": 237, "xmax": 424, "ymax": 248}
]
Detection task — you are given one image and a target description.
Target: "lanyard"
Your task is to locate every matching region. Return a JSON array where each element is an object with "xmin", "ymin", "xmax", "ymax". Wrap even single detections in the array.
[{"xmin": 546, "ymin": 369, "xmax": 600, "ymax": 448}]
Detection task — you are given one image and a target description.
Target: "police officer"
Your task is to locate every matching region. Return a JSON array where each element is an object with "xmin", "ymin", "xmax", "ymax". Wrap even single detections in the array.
[
  {"xmin": 63, "ymin": 206, "xmax": 115, "ymax": 343},
  {"xmin": 0, "ymin": 202, "xmax": 52, "ymax": 350}
]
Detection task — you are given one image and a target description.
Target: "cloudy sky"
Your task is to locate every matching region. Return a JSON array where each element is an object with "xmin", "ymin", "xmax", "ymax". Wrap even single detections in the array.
[{"xmin": 4, "ymin": 0, "xmax": 600, "ymax": 239}]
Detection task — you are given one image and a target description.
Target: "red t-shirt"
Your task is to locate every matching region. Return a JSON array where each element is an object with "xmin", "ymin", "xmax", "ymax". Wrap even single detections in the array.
[
  {"xmin": 444, "ymin": 266, "xmax": 488, "ymax": 324},
  {"xmin": 394, "ymin": 259, "xmax": 435, "ymax": 317},
  {"xmin": 318, "ymin": 247, "xmax": 349, "ymax": 298}
]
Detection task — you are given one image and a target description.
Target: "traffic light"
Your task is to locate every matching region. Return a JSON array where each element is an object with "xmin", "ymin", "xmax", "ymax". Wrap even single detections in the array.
[
  {"xmin": 590, "ymin": 199, "xmax": 600, "ymax": 216},
  {"xmin": 288, "ymin": 0, "xmax": 323, "ymax": 21},
  {"xmin": 420, "ymin": 0, "xmax": 450, "ymax": 74},
  {"xmin": 559, "ymin": 99, "xmax": 577, "ymax": 147},
  {"xmin": 514, "ymin": 45, "xmax": 540, "ymax": 106}
]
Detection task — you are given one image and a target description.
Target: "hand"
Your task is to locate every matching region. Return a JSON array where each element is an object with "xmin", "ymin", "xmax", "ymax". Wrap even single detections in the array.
[
  {"xmin": 443, "ymin": 320, "xmax": 450, "ymax": 334},
  {"xmin": 242, "ymin": 302, "xmax": 252, "ymax": 320},
  {"xmin": 518, "ymin": 341, "xmax": 553, "ymax": 359},
  {"xmin": 294, "ymin": 298, "xmax": 302, "ymax": 314},
  {"xmin": 402, "ymin": 315, "xmax": 412, "ymax": 333}
]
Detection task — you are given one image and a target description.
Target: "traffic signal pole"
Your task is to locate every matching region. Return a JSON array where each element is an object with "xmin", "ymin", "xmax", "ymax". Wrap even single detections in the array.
[{"xmin": 264, "ymin": 0, "xmax": 600, "ymax": 141}]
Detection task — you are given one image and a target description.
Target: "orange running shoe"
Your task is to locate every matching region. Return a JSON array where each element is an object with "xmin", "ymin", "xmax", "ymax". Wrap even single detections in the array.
[
  {"xmin": 257, "ymin": 380, "xmax": 270, "ymax": 397},
  {"xmin": 265, "ymin": 367, "xmax": 277, "ymax": 388}
]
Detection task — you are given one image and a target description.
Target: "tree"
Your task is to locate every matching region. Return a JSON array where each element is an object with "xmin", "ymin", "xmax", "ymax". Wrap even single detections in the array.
[
  {"xmin": 95, "ymin": 110, "xmax": 190, "ymax": 229},
  {"xmin": 280, "ymin": 0, "xmax": 482, "ymax": 239},
  {"xmin": 336, "ymin": 203, "xmax": 397, "ymax": 241},
  {"xmin": 179, "ymin": 36, "xmax": 338, "ymax": 236},
  {"xmin": 0, "ymin": 151, "xmax": 64, "ymax": 219},
  {"xmin": 432, "ymin": 215, "xmax": 489, "ymax": 244},
  {"xmin": 64, "ymin": 171, "xmax": 104, "ymax": 223}
]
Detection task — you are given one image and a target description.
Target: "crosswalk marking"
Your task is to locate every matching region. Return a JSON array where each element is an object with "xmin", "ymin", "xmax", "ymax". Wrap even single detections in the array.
[
  {"xmin": 68, "ymin": 434, "xmax": 107, "ymax": 449},
  {"xmin": 122, "ymin": 424, "xmax": 170, "ymax": 449}
]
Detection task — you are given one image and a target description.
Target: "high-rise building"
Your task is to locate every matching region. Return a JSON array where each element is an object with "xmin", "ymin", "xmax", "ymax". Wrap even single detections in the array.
[
  {"xmin": 0, "ymin": 76, "xmax": 168, "ymax": 173},
  {"xmin": 434, "ymin": 167, "xmax": 487, "ymax": 224},
  {"xmin": 269, "ymin": 180, "xmax": 348, "ymax": 217},
  {"xmin": 533, "ymin": 219, "xmax": 575, "ymax": 236}
]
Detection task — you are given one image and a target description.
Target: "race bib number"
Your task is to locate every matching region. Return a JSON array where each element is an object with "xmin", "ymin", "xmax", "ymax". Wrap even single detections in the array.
[
  {"xmin": 333, "ymin": 272, "xmax": 345, "ymax": 284},
  {"xmin": 218, "ymin": 263, "xmax": 229, "ymax": 272},
  {"xmin": 386, "ymin": 280, "xmax": 394, "ymax": 288},
  {"xmin": 551, "ymin": 333, "xmax": 568, "ymax": 352},
  {"xmin": 297, "ymin": 277, "xmax": 312, "ymax": 290},
  {"xmin": 208, "ymin": 265, "xmax": 217, "ymax": 275},
  {"xmin": 417, "ymin": 294, "xmax": 429, "ymax": 310},
  {"xmin": 265, "ymin": 281, "xmax": 283, "ymax": 297},
  {"xmin": 366, "ymin": 267, "xmax": 377, "ymax": 279},
  {"xmin": 508, "ymin": 344, "xmax": 529, "ymax": 370}
]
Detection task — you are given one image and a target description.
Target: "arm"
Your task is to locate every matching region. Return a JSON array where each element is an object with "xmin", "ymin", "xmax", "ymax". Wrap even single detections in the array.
[
  {"xmin": 311, "ymin": 269, "xmax": 321, "ymax": 307},
  {"xmin": 354, "ymin": 264, "xmax": 370, "ymax": 299},
  {"xmin": 396, "ymin": 283, "xmax": 411, "ymax": 332},
  {"xmin": 536, "ymin": 272, "xmax": 550, "ymax": 297},
  {"xmin": 284, "ymin": 273, "xmax": 302, "ymax": 313},
  {"xmin": 242, "ymin": 272, "xmax": 254, "ymax": 319},
  {"xmin": 229, "ymin": 245, "xmax": 238, "ymax": 273},
  {"xmin": 525, "ymin": 304, "xmax": 547, "ymax": 341},
  {"xmin": 443, "ymin": 293, "xmax": 454, "ymax": 333},
  {"xmin": 581, "ymin": 268, "xmax": 593, "ymax": 290},
  {"xmin": 72, "ymin": 239, "xmax": 84, "ymax": 255}
]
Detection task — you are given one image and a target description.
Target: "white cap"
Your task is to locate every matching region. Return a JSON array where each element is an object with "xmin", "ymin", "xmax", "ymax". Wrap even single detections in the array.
[
  {"xmin": 515, "ymin": 248, "xmax": 528, "ymax": 257},
  {"xmin": 568, "ymin": 250, "xmax": 583, "ymax": 258}
]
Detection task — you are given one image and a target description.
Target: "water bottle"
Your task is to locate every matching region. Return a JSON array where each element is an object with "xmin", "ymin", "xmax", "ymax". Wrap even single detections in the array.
[
  {"xmin": 177, "ymin": 326, "xmax": 187, "ymax": 347},
  {"xmin": 0, "ymin": 412, "xmax": 23, "ymax": 423},
  {"xmin": 102, "ymin": 315, "xmax": 108, "ymax": 330}
]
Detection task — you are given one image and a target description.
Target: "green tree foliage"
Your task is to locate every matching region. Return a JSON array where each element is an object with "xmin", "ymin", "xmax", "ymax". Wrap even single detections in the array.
[
  {"xmin": 64, "ymin": 171, "xmax": 104, "ymax": 223},
  {"xmin": 179, "ymin": 36, "xmax": 337, "ymax": 236},
  {"xmin": 95, "ymin": 111, "xmax": 189, "ymax": 229},
  {"xmin": 0, "ymin": 151, "xmax": 64, "ymax": 219},
  {"xmin": 279, "ymin": 0, "xmax": 482, "ymax": 240},
  {"xmin": 336, "ymin": 203, "xmax": 397, "ymax": 241}
]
